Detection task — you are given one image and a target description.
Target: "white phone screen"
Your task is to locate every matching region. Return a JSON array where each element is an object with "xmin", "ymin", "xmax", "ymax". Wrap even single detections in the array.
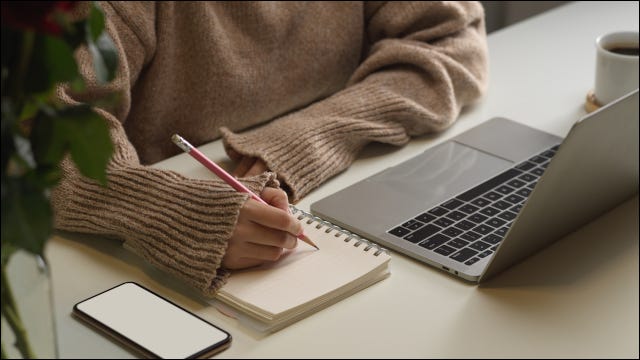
[{"xmin": 73, "ymin": 282, "xmax": 231, "ymax": 359}]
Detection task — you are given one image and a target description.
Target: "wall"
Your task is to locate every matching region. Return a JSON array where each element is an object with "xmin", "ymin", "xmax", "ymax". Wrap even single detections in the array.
[{"xmin": 482, "ymin": 1, "xmax": 570, "ymax": 33}]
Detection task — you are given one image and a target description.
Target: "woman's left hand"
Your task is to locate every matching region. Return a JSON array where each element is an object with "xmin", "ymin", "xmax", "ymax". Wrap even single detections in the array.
[{"xmin": 228, "ymin": 148, "xmax": 269, "ymax": 177}]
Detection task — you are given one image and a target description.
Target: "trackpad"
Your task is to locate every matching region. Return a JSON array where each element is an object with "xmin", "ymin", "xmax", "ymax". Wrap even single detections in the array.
[
  {"xmin": 311, "ymin": 141, "xmax": 513, "ymax": 237},
  {"xmin": 369, "ymin": 141, "xmax": 512, "ymax": 209}
]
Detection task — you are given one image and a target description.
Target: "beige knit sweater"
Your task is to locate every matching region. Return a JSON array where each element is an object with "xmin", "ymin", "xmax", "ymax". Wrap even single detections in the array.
[{"xmin": 51, "ymin": 1, "xmax": 488, "ymax": 297}]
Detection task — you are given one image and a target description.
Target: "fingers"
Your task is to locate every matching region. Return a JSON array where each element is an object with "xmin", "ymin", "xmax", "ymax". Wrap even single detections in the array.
[
  {"xmin": 260, "ymin": 187, "xmax": 290, "ymax": 212},
  {"xmin": 222, "ymin": 240, "xmax": 287, "ymax": 269},
  {"xmin": 233, "ymin": 207, "xmax": 298, "ymax": 249},
  {"xmin": 232, "ymin": 156, "xmax": 256, "ymax": 177},
  {"xmin": 223, "ymin": 179, "xmax": 300, "ymax": 271},
  {"xmin": 225, "ymin": 146, "xmax": 242, "ymax": 161},
  {"xmin": 245, "ymin": 160, "xmax": 268, "ymax": 177},
  {"xmin": 243, "ymin": 198, "xmax": 302, "ymax": 238},
  {"xmin": 232, "ymin": 156, "xmax": 269, "ymax": 177}
]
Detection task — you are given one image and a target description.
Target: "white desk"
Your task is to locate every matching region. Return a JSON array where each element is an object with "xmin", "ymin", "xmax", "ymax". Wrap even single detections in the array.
[{"xmin": 49, "ymin": 2, "xmax": 639, "ymax": 358}]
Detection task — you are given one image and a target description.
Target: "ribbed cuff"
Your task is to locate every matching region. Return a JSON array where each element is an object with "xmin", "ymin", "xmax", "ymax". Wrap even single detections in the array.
[
  {"xmin": 52, "ymin": 160, "xmax": 278, "ymax": 297},
  {"xmin": 221, "ymin": 84, "xmax": 413, "ymax": 201}
]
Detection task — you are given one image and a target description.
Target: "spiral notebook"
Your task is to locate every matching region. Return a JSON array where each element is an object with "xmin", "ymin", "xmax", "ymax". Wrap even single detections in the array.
[{"xmin": 210, "ymin": 206, "xmax": 391, "ymax": 332}]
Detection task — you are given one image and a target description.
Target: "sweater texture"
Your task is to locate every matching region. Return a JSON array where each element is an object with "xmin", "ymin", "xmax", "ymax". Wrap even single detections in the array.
[{"xmin": 51, "ymin": 1, "xmax": 488, "ymax": 297}]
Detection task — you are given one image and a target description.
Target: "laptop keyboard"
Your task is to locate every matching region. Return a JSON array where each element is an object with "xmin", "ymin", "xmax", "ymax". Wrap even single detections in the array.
[{"xmin": 387, "ymin": 144, "xmax": 560, "ymax": 266}]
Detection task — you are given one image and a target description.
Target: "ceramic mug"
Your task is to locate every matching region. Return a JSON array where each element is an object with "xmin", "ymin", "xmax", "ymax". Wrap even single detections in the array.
[{"xmin": 594, "ymin": 31, "xmax": 639, "ymax": 106}]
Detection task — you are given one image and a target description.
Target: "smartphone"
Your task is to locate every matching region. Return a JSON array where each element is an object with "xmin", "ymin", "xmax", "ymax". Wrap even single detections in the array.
[{"xmin": 73, "ymin": 282, "xmax": 231, "ymax": 359}]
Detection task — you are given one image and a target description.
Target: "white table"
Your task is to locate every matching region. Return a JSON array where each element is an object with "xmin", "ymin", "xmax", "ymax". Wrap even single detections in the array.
[{"xmin": 48, "ymin": 2, "xmax": 639, "ymax": 357}]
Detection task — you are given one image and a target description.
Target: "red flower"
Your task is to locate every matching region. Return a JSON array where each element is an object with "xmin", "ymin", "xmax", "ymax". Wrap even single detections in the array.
[{"xmin": 1, "ymin": 1, "xmax": 76, "ymax": 36}]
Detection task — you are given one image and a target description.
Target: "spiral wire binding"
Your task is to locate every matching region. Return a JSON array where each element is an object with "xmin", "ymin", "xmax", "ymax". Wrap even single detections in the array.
[{"xmin": 290, "ymin": 205, "xmax": 389, "ymax": 256}]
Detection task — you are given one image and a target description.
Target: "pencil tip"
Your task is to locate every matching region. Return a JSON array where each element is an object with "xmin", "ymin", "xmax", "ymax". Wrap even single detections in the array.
[{"xmin": 300, "ymin": 233, "xmax": 319, "ymax": 250}]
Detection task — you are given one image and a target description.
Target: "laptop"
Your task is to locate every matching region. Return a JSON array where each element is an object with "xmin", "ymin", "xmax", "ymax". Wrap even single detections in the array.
[{"xmin": 310, "ymin": 89, "xmax": 639, "ymax": 282}]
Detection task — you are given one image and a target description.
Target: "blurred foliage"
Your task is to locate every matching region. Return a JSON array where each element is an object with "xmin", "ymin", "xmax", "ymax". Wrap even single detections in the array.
[{"xmin": 1, "ymin": 2, "xmax": 118, "ymax": 357}]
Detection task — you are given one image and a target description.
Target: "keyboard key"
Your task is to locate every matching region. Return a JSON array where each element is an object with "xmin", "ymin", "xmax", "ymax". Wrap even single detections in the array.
[
  {"xmin": 529, "ymin": 155, "xmax": 547, "ymax": 164},
  {"xmin": 403, "ymin": 224, "xmax": 441, "ymax": 243},
  {"xmin": 480, "ymin": 207, "xmax": 500, "ymax": 217},
  {"xmin": 445, "ymin": 210, "xmax": 466, "ymax": 221},
  {"xmin": 415, "ymin": 213, "xmax": 436, "ymax": 223},
  {"xmin": 434, "ymin": 217, "xmax": 455, "ymax": 228},
  {"xmin": 510, "ymin": 204, "xmax": 524, "ymax": 213},
  {"xmin": 515, "ymin": 161, "xmax": 536, "ymax": 171},
  {"xmin": 484, "ymin": 191, "xmax": 503, "ymax": 201},
  {"xmin": 518, "ymin": 173, "xmax": 537, "ymax": 182},
  {"xmin": 472, "ymin": 224, "xmax": 494, "ymax": 235},
  {"xmin": 441, "ymin": 198, "xmax": 464, "ymax": 210},
  {"xmin": 468, "ymin": 213, "xmax": 489, "ymax": 223},
  {"xmin": 454, "ymin": 219, "xmax": 475, "ymax": 231},
  {"xmin": 482, "ymin": 234, "xmax": 502, "ymax": 244},
  {"xmin": 492, "ymin": 200, "xmax": 511, "ymax": 210},
  {"xmin": 470, "ymin": 197, "xmax": 491, "ymax": 207},
  {"xmin": 459, "ymin": 204, "xmax": 479, "ymax": 214},
  {"xmin": 486, "ymin": 217, "xmax": 507, "ymax": 228},
  {"xmin": 464, "ymin": 257, "xmax": 480, "ymax": 265},
  {"xmin": 402, "ymin": 219, "xmax": 424, "ymax": 230},
  {"xmin": 541, "ymin": 150, "xmax": 556, "ymax": 158},
  {"xmin": 428, "ymin": 207, "xmax": 449, "ymax": 216},
  {"xmin": 516, "ymin": 188, "xmax": 531, "ymax": 198},
  {"xmin": 470, "ymin": 241, "xmax": 491, "ymax": 251},
  {"xmin": 447, "ymin": 238, "xmax": 470, "ymax": 249},
  {"xmin": 456, "ymin": 168, "xmax": 522, "ymax": 202},
  {"xmin": 389, "ymin": 226, "xmax": 411, "ymax": 237},
  {"xmin": 419, "ymin": 233, "xmax": 450, "ymax": 250},
  {"xmin": 507, "ymin": 179, "xmax": 527, "ymax": 188},
  {"xmin": 442, "ymin": 227, "xmax": 463, "ymax": 237},
  {"xmin": 496, "ymin": 185, "xmax": 515, "ymax": 195},
  {"xmin": 494, "ymin": 226, "xmax": 509, "ymax": 237},
  {"xmin": 505, "ymin": 194, "xmax": 525, "ymax": 204},
  {"xmin": 460, "ymin": 231, "xmax": 481, "ymax": 242},
  {"xmin": 434, "ymin": 244, "xmax": 456, "ymax": 256},
  {"xmin": 531, "ymin": 167, "xmax": 545, "ymax": 176},
  {"xmin": 478, "ymin": 250, "xmax": 493, "ymax": 258},
  {"xmin": 451, "ymin": 248, "xmax": 479, "ymax": 262},
  {"xmin": 498, "ymin": 210, "xmax": 517, "ymax": 221}
]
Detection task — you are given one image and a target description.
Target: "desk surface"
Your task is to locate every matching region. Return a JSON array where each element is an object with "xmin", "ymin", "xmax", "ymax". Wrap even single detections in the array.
[{"xmin": 49, "ymin": 2, "xmax": 639, "ymax": 358}]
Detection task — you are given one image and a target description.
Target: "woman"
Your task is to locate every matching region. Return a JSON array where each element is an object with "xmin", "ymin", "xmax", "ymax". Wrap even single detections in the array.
[{"xmin": 52, "ymin": 1, "xmax": 488, "ymax": 297}]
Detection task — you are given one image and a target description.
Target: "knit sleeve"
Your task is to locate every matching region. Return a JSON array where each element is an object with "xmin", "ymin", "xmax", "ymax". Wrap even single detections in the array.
[
  {"xmin": 221, "ymin": 1, "xmax": 489, "ymax": 201},
  {"xmin": 50, "ymin": 2, "xmax": 271, "ymax": 297}
]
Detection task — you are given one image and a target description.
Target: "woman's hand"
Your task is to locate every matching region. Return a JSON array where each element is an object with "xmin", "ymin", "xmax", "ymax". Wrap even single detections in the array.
[
  {"xmin": 222, "ymin": 187, "xmax": 302, "ymax": 269},
  {"xmin": 227, "ymin": 147, "xmax": 269, "ymax": 178}
]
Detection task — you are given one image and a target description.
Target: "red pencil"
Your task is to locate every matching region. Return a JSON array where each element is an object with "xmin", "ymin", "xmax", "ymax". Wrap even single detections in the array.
[{"xmin": 171, "ymin": 134, "xmax": 319, "ymax": 250}]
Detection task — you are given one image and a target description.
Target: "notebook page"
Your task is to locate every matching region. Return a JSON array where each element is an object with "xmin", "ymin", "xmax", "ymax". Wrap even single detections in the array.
[{"xmin": 216, "ymin": 217, "xmax": 390, "ymax": 318}]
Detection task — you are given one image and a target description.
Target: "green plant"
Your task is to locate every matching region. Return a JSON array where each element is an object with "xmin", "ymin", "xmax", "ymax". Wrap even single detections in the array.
[{"xmin": 1, "ymin": 2, "xmax": 118, "ymax": 357}]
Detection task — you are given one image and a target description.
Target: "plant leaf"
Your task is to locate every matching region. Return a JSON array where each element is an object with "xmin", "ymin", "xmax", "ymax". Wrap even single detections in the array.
[
  {"xmin": 85, "ymin": 2, "xmax": 118, "ymax": 83},
  {"xmin": 87, "ymin": 2, "xmax": 106, "ymax": 42},
  {"xmin": 30, "ymin": 111, "xmax": 68, "ymax": 167},
  {"xmin": 56, "ymin": 106, "xmax": 113, "ymax": 185},
  {"xmin": 25, "ymin": 35, "xmax": 79, "ymax": 94},
  {"xmin": 1, "ymin": 98, "xmax": 18, "ymax": 173},
  {"xmin": 1, "ymin": 242, "xmax": 17, "ymax": 268},
  {"xmin": 1, "ymin": 179, "xmax": 52, "ymax": 257}
]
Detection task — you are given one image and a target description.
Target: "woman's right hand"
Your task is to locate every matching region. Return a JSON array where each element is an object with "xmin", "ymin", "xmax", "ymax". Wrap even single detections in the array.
[{"xmin": 222, "ymin": 187, "xmax": 302, "ymax": 269}]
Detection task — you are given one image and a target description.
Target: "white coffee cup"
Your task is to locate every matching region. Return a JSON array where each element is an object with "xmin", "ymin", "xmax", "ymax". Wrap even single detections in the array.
[{"xmin": 593, "ymin": 31, "xmax": 639, "ymax": 106}]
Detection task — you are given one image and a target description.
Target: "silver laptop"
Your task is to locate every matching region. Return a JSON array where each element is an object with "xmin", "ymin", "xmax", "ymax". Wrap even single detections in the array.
[{"xmin": 311, "ymin": 89, "xmax": 639, "ymax": 282}]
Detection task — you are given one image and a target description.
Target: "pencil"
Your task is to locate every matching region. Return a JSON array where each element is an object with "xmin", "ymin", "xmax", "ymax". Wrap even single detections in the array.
[{"xmin": 171, "ymin": 134, "xmax": 319, "ymax": 250}]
